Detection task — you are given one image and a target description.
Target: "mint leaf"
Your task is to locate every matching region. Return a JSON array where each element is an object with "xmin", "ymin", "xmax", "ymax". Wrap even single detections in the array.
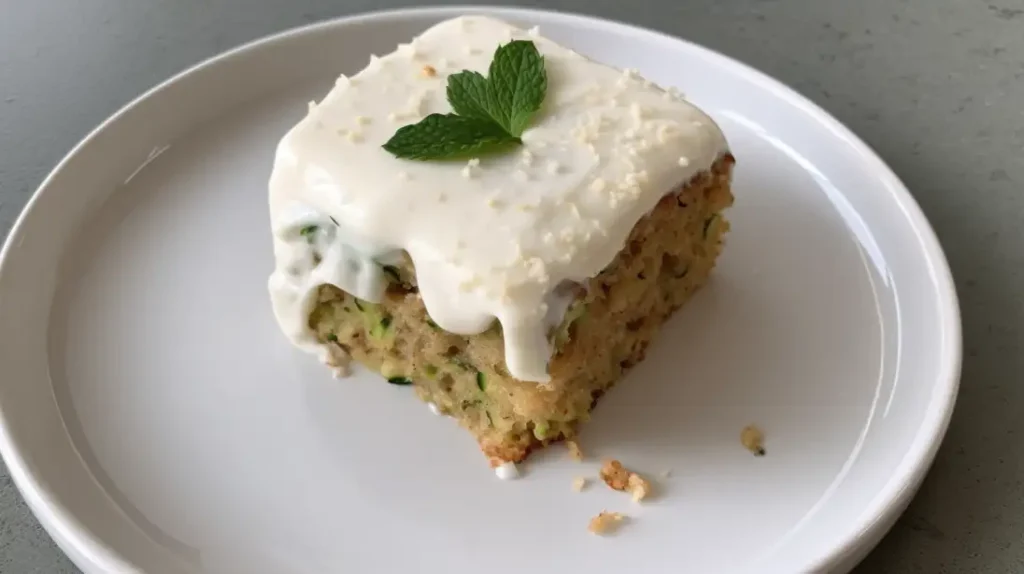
[
  {"xmin": 383, "ymin": 39, "xmax": 547, "ymax": 160},
  {"xmin": 489, "ymin": 40, "xmax": 547, "ymax": 136},
  {"xmin": 382, "ymin": 113, "xmax": 520, "ymax": 160},
  {"xmin": 446, "ymin": 71, "xmax": 497, "ymax": 123}
]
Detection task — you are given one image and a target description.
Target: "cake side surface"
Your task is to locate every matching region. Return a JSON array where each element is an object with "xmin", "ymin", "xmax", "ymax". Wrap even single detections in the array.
[
  {"xmin": 307, "ymin": 156, "xmax": 734, "ymax": 463},
  {"xmin": 267, "ymin": 15, "xmax": 731, "ymax": 383}
]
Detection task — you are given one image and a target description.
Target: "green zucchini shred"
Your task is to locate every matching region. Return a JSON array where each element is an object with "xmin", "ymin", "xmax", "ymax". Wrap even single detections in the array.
[
  {"xmin": 476, "ymin": 371, "xmax": 486, "ymax": 391},
  {"xmin": 387, "ymin": 377, "xmax": 413, "ymax": 385},
  {"xmin": 369, "ymin": 316, "xmax": 392, "ymax": 339},
  {"xmin": 299, "ymin": 225, "xmax": 318, "ymax": 242}
]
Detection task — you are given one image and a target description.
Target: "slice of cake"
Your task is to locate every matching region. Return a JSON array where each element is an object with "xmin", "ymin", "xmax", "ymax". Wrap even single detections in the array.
[{"xmin": 267, "ymin": 15, "xmax": 734, "ymax": 474}]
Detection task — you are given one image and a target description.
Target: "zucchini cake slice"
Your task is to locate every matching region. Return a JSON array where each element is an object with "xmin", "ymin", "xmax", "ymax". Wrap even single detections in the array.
[{"xmin": 268, "ymin": 15, "xmax": 734, "ymax": 474}]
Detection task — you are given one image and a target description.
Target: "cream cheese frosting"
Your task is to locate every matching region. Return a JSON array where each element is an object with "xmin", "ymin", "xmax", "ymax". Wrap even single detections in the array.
[{"xmin": 268, "ymin": 15, "xmax": 728, "ymax": 383}]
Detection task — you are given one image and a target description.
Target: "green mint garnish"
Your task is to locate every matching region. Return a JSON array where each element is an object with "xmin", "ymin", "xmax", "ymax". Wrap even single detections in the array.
[
  {"xmin": 382, "ymin": 40, "xmax": 547, "ymax": 160},
  {"xmin": 382, "ymin": 115, "xmax": 519, "ymax": 160},
  {"xmin": 448, "ymin": 41, "xmax": 547, "ymax": 136}
]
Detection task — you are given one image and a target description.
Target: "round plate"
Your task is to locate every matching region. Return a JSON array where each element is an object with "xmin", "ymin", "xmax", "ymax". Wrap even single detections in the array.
[{"xmin": 0, "ymin": 6, "xmax": 961, "ymax": 574}]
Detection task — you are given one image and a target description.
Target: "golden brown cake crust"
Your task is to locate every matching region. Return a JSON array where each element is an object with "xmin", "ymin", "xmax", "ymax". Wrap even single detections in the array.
[{"xmin": 308, "ymin": 155, "xmax": 735, "ymax": 464}]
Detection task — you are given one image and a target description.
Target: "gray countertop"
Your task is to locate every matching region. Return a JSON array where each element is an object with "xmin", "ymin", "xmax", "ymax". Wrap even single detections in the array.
[{"xmin": 0, "ymin": 0, "xmax": 1021, "ymax": 572}]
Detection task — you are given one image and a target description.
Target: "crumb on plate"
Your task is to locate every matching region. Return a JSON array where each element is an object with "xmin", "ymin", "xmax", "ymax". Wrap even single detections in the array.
[
  {"xmin": 601, "ymin": 459, "xmax": 651, "ymax": 501},
  {"xmin": 627, "ymin": 473, "xmax": 651, "ymax": 502},
  {"xmin": 600, "ymin": 459, "xmax": 631, "ymax": 490},
  {"xmin": 741, "ymin": 424, "xmax": 766, "ymax": 456},
  {"xmin": 588, "ymin": 511, "xmax": 626, "ymax": 535},
  {"xmin": 421, "ymin": 64, "xmax": 437, "ymax": 77},
  {"xmin": 572, "ymin": 477, "xmax": 588, "ymax": 492},
  {"xmin": 567, "ymin": 440, "xmax": 584, "ymax": 461}
]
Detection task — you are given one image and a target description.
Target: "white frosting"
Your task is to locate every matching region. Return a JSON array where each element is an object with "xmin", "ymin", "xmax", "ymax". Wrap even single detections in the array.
[
  {"xmin": 268, "ymin": 16, "xmax": 728, "ymax": 382},
  {"xmin": 494, "ymin": 462, "xmax": 520, "ymax": 480}
]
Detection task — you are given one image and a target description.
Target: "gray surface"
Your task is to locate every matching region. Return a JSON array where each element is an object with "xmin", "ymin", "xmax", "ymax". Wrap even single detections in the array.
[{"xmin": 0, "ymin": 0, "xmax": 1019, "ymax": 572}]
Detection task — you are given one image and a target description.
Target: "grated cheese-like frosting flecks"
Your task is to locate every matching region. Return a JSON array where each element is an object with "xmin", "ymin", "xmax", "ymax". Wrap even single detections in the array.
[{"xmin": 267, "ymin": 16, "xmax": 728, "ymax": 383}]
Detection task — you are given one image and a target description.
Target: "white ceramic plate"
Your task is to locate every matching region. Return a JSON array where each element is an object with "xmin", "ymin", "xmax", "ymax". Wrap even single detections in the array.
[{"xmin": 0, "ymin": 6, "xmax": 960, "ymax": 574}]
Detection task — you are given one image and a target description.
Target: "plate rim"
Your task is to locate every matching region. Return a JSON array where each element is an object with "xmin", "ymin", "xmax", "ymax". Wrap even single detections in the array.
[{"xmin": 0, "ymin": 5, "xmax": 962, "ymax": 573}]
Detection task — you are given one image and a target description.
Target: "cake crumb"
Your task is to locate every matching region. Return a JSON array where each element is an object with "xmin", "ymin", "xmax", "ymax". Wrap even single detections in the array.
[
  {"xmin": 323, "ymin": 342, "xmax": 351, "ymax": 377},
  {"xmin": 421, "ymin": 64, "xmax": 437, "ymax": 77},
  {"xmin": 627, "ymin": 473, "xmax": 651, "ymax": 502},
  {"xmin": 600, "ymin": 459, "xmax": 631, "ymax": 490},
  {"xmin": 588, "ymin": 511, "xmax": 626, "ymax": 535},
  {"xmin": 571, "ymin": 477, "xmax": 588, "ymax": 492},
  {"xmin": 601, "ymin": 459, "xmax": 651, "ymax": 501},
  {"xmin": 567, "ymin": 440, "xmax": 584, "ymax": 461},
  {"xmin": 741, "ymin": 424, "xmax": 766, "ymax": 456}
]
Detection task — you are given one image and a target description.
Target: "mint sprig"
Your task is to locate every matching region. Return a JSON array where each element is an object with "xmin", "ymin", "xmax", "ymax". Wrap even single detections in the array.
[
  {"xmin": 382, "ymin": 40, "xmax": 547, "ymax": 161},
  {"xmin": 380, "ymin": 114, "xmax": 519, "ymax": 160}
]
